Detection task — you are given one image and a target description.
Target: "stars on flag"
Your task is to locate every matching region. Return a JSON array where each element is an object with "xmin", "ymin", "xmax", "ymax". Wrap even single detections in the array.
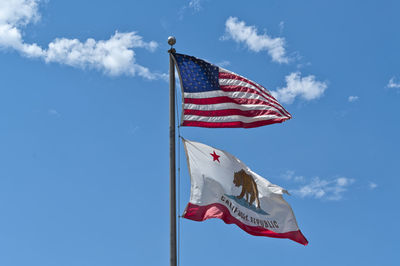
[{"xmin": 210, "ymin": 151, "xmax": 220, "ymax": 163}]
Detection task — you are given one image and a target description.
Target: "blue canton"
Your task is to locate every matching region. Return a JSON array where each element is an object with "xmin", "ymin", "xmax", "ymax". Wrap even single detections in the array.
[{"xmin": 173, "ymin": 53, "xmax": 220, "ymax": 93}]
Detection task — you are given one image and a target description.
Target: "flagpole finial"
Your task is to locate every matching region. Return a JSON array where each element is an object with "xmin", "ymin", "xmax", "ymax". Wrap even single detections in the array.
[
  {"xmin": 168, "ymin": 36, "xmax": 176, "ymax": 46},
  {"xmin": 168, "ymin": 36, "xmax": 176, "ymax": 53}
]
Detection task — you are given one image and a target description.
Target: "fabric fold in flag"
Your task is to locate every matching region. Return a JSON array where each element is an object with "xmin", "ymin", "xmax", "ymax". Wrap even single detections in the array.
[
  {"xmin": 173, "ymin": 53, "xmax": 291, "ymax": 128},
  {"xmin": 182, "ymin": 139, "xmax": 308, "ymax": 245}
]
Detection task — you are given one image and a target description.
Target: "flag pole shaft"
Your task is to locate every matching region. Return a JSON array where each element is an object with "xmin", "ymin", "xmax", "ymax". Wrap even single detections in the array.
[{"xmin": 168, "ymin": 36, "xmax": 177, "ymax": 266}]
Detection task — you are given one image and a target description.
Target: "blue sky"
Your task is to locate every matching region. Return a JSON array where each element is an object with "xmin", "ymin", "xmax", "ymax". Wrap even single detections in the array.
[{"xmin": 0, "ymin": 0, "xmax": 399, "ymax": 265}]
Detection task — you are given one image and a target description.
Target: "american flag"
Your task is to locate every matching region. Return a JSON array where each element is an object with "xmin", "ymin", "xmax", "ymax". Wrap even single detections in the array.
[{"xmin": 173, "ymin": 53, "xmax": 291, "ymax": 128}]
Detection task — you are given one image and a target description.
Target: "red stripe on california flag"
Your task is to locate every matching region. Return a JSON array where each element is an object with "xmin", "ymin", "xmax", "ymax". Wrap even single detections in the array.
[
  {"xmin": 183, "ymin": 202, "xmax": 308, "ymax": 245},
  {"xmin": 184, "ymin": 108, "xmax": 283, "ymax": 118},
  {"xmin": 182, "ymin": 118, "xmax": 289, "ymax": 128}
]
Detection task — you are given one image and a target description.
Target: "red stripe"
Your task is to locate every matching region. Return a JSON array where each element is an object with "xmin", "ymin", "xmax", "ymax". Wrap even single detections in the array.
[
  {"xmin": 184, "ymin": 108, "xmax": 283, "ymax": 118},
  {"xmin": 220, "ymin": 84, "xmax": 280, "ymax": 106},
  {"xmin": 219, "ymin": 85, "xmax": 290, "ymax": 116},
  {"xmin": 182, "ymin": 118, "xmax": 289, "ymax": 128},
  {"xmin": 184, "ymin": 97, "xmax": 290, "ymax": 119},
  {"xmin": 183, "ymin": 202, "xmax": 308, "ymax": 245},
  {"xmin": 184, "ymin": 96, "xmax": 289, "ymax": 116},
  {"xmin": 219, "ymin": 72, "xmax": 291, "ymax": 117}
]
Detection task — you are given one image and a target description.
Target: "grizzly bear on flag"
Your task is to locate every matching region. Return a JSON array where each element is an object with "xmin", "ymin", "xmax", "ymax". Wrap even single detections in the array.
[{"xmin": 233, "ymin": 169, "xmax": 260, "ymax": 209}]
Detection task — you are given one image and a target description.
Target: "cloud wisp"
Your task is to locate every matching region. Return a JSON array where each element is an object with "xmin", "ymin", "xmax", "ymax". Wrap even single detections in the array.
[
  {"xmin": 368, "ymin": 182, "xmax": 378, "ymax": 190},
  {"xmin": 188, "ymin": 0, "xmax": 203, "ymax": 12},
  {"xmin": 179, "ymin": 0, "xmax": 204, "ymax": 19},
  {"xmin": 348, "ymin": 96, "xmax": 359, "ymax": 102},
  {"xmin": 387, "ymin": 77, "xmax": 400, "ymax": 89},
  {"xmin": 280, "ymin": 170, "xmax": 305, "ymax": 182},
  {"xmin": 48, "ymin": 108, "xmax": 60, "ymax": 116},
  {"xmin": 222, "ymin": 17, "xmax": 289, "ymax": 64},
  {"xmin": 290, "ymin": 176, "xmax": 355, "ymax": 201},
  {"xmin": 271, "ymin": 72, "xmax": 328, "ymax": 104},
  {"xmin": 0, "ymin": 0, "xmax": 162, "ymax": 79}
]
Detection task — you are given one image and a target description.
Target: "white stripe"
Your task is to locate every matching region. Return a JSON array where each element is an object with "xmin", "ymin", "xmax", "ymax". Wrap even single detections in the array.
[
  {"xmin": 219, "ymin": 78, "xmax": 266, "ymax": 92},
  {"xmin": 184, "ymin": 102, "xmax": 284, "ymax": 113},
  {"xmin": 184, "ymin": 90, "xmax": 267, "ymax": 101},
  {"xmin": 183, "ymin": 114, "xmax": 284, "ymax": 123},
  {"xmin": 219, "ymin": 78, "xmax": 273, "ymax": 100},
  {"xmin": 184, "ymin": 90, "xmax": 231, "ymax": 98},
  {"xmin": 184, "ymin": 91, "xmax": 289, "ymax": 117}
]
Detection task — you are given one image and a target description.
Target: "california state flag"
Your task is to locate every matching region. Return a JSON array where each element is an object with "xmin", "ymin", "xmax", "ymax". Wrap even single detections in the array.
[{"xmin": 182, "ymin": 139, "xmax": 308, "ymax": 245}]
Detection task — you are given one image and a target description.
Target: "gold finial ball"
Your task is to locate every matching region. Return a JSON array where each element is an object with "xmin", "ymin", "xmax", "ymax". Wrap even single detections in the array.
[{"xmin": 167, "ymin": 36, "xmax": 176, "ymax": 46}]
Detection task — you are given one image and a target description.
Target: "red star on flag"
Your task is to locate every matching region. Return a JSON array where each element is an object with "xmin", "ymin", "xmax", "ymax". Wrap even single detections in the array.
[{"xmin": 210, "ymin": 151, "xmax": 220, "ymax": 163}]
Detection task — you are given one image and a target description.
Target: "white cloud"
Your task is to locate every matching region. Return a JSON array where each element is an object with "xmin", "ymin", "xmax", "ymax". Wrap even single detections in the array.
[
  {"xmin": 279, "ymin": 21, "xmax": 284, "ymax": 34},
  {"xmin": 368, "ymin": 182, "xmax": 377, "ymax": 190},
  {"xmin": 280, "ymin": 170, "xmax": 304, "ymax": 182},
  {"xmin": 291, "ymin": 177, "xmax": 355, "ymax": 201},
  {"xmin": 44, "ymin": 32, "xmax": 158, "ymax": 78},
  {"xmin": 48, "ymin": 109, "xmax": 59, "ymax": 115},
  {"xmin": 223, "ymin": 17, "xmax": 288, "ymax": 64},
  {"xmin": 217, "ymin": 60, "xmax": 230, "ymax": 67},
  {"xmin": 189, "ymin": 0, "xmax": 203, "ymax": 12},
  {"xmin": 179, "ymin": 0, "xmax": 204, "ymax": 19},
  {"xmin": 0, "ymin": 0, "xmax": 162, "ymax": 79},
  {"xmin": 0, "ymin": 0, "xmax": 40, "ymax": 25},
  {"xmin": 387, "ymin": 77, "xmax": 400, "ymax": 89},
  {"xmin": 0, "ymin": 0, "xmax": 44, "ymax": 56},
  {"xmin": 271, "ymin": 72, "xmax": 327, "ymax": 104},
  {"xmin": 348, "ymin": 96, "xmax": 359, "ymax": 102}
]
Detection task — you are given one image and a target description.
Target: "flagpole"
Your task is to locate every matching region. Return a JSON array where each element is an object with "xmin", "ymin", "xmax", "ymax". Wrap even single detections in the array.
[{"xmin": 168, "ymin": 36, "xmax": 177, "ymax": 266}]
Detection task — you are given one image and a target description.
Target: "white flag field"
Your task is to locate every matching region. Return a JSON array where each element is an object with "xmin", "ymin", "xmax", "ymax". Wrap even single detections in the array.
[{"xmin": 182, "ymin": 139, "xmax": 308, "ymax": 245}]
